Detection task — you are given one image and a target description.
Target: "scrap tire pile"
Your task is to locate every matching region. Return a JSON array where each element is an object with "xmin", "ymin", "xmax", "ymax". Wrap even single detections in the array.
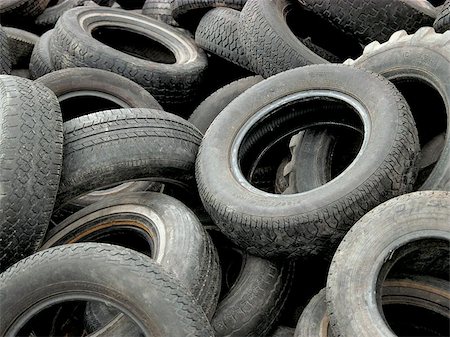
[{"xmin": 0, "ymin": 0, "xmax": 449, "ymax": 336}]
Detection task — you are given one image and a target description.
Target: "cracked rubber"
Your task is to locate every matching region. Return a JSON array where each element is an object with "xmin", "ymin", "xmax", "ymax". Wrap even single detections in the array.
[
  {"xmin": 196, "ymin": 64, "xmax": 420, "ymax": 258},
  {"xmin": 0, "ymin": 76, "xmax": 63, "ymax": 272},
  {"xmin": 326, "ymin": 191, "xmax": 450, "ymax": 337},
  {"xmin": 0, "ymin": 243, "xmax": 214, "ymax": 336},
  {"xmin": 434, "ymin": 0, "xmax": 450, "ymax": 32},
  {"xmin": 30, "ymin": 30, "xmax": 54, "ymax": 79},
  {"xmin": 195, "ymin": 7, "xmax": 253, "ymax": 71},
  {"xmin": 299, "ymin": 0, "xmax": 436, "ymax": 45},
  {"xmin": 4, "ymin": 27, "xmax": 38, "ymax": 68},
  {"xmin": 345, "ymin": 27, "xmax": 450, "ymax": 191}
]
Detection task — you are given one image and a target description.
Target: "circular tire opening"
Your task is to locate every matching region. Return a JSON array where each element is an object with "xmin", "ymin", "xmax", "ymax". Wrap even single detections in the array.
[
  {"xmin": 59, "ymin": 94, "xmax": 123, "ymax": 121},
  {"xmin": 92, "ymin": 26, "xmax": 177, "ymax": 64}
]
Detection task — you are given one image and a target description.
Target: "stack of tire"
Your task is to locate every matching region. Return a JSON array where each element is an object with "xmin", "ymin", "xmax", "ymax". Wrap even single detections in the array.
[{"xmin": 0, "ymin": 0, "xmax": 449, "ymax": 336}]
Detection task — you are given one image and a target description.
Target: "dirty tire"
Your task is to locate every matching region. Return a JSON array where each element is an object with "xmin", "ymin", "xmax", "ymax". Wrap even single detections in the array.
[
  {"xmin": 345, "ymin": 27, "xmax": 450, "ymax": 190},
  {"xmin": 189, "ymin": 75, "xmax": 262, "ymax": 133},
  {"xmin": 55, "ymin": 108, "xmax": 202, "ymax": 214},
  {"xmin": 4, "ymin": 27, "xmax": 38, "ymax": 68},
  {"xmin": 0, "ymin": 243, "xmax": 214, "ymax": 336},
  {"xmin": 238, "ymin": 0, "xmax": 328, "ymax": 78},
  {"xmin": 299, "ymin": 0, "xmax": 436, "ymax": 45},
  {"xmin": 0, "ymin": 0, "xmax": 50, "ymax": 19},
  {"xmin": 0, "ymin": 76, "xmax": 63, "ymax": 272},
  {"xmin": 434, "ymin": 0, "xmax": 450, "ymax": 32},
  {"xmin": 35, "ymin": 0, "xmax": 86, "ymax": 29},
  {"xmin": 195, "ymin": 7, "xmax": 253, "ymax": 71},
  {"xmin": 30, "ymin": 30, "xmax": 54, "ymax": 79},
  {"xmin": 326, "ymin": 191, "xmax": 450, "ymax": 337},
  {"xmin": 50, "ymin": 7, "xmax": 207, "ymax": 109},
  {"xmin": 142, "ymin": 0, "xmax": 178, "ymax": 26},
  {"xmin": 196, "ymin": 64, "xmax": 420, "ymax": 258},
  {"xmin": 0, "ymin": 25, "xmax": 12, "ymax": 74},
  {"xmin": 43, "ymin": 192, "xmax": 221, "ymax": 318},
  {"xmin": 37, "ymin": 67, "xmax": 162, "ymax": 121}
]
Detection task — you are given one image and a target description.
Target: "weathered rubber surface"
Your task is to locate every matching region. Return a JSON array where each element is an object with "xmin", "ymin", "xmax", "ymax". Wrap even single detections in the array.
[
  {"xmin": 0, "ymin": 243, "xmax": 214, "ymax": 336},
  {"xmin": 4, "ymin": 27, "xmax": 38, "ymax": 68},
  {"xmin": 55, "ymin": 108, "xmax": 202, "ymax": 213},
  {"xmin": 0, "ymin": 76, "xmax": 63, "ymax": 272},
  {"xmin": 0, "ymin": 0, "xmax": 50, "ymax": 19},
  {"xmin": 299, "ymin": 0, "xmax": 436, "ymax": 45},
  {"xmin": 195, "ymin": 7, "xmax": 253, "ymax": 71},
  {"xmin": 434, "ymin": 0, "xmax": 450, "ymax": 32},
  {"xmin": 171, "ymin": 0, "xmax": 246, "ymax": 24},
  {"xmin": 345, "ymin": 27, "xmax": 450, "ymax": 191},
  {"xmin": 35, "ymin": 0, "xmax": 86, "ymax": 29},
  {"xmin": 189, "ymin": 75, "xmax": 262, "ymax": 133},
  {"xmin": 196, "ymin": 64, "xmax": 420, "ymax": 258},
  {"xmin": 326, "ymin": 191, "xmax": 450, "ymax": 337},
  {"xmin": 37, "ymin": 67, "xmax": 162, "ymax": 121},
  {"xmin": 43, "ymin": 192, "xmax": 221, "ymax": 319},
  {"xmin": 211, "ymin": 236, "xmax": 294, "ymax": 337},
  {"xmin": 142, "ymin": 0, "xmax": 179, "ymax": 26},
  {"xmin": 0, "ymin": 25, "xmax": 12, "ymax": 74},
  {"xmin": 50, "ymin": 7, "xmax": 207, "ymax": 109},
  {"xmin": 238, "ymin": 0, "xmax": 328, "ymax": 78},
  {"xmin": 30, "ymin": 30, "xmax": 54, "ymax": 79}
]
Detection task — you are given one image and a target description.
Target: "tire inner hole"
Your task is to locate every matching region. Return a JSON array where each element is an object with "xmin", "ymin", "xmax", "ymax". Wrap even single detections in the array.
[
  {"xmin": 92, "ymin": 26, "xmax": 177, "ymax": 64},
  {"xmin": 59, "ymin": 94, "xmax": 122, "ymax": 121}
]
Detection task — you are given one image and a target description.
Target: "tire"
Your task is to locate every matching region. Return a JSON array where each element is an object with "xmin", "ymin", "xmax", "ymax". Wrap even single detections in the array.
[
  {"xmin": 50, "ymin": 7, "xmax": 207, "ymax": 110},
  {"xmin": 434, "ymin": 0, "xmax": 450, "ymax": 32},
  {"xmin": 37, "ymin": 67, "xmax": 162, "ymax": 121},
  {"xmin": 35, "ymin": 0, "xmax": 86, "ymax": 29},
  {"xmin": 0, "ymin": 25, "xmax": 12, "ymax": 74},
  {"xmin": 142, "ymin": 0, "xmax": 178, "ymax": 27},
  {"xmin": 115, "ymin": 0, "xmax": 145, "ymax": 9},
  {"xmin": 0, "ymin": 243, "xmax": 214, "ymax": 336},
  {"xmin": 3, "ymin": 27, "xmax": 38, "ymax": 68},
  {"xmin": 326, "ymin": 191, "xmax": 450, "ymax": 337},
  {"xmin": 29, "ymin": 30, "xmax": 54, "ymax": 79},
  {"xmin": 299, "ymin": 0, "xmax": 436, "ymax": 46},
  {"xmin": 43, "ymin": 192, "xmax": 221, "ymax": 319},
  {"xmin": 0, "ymin": 0, "xmax": 50, "ymax": 19},
  {"xmin": 54, "ymin": 108, "xmax": 202, "ymax": 216},
  {"xmin": 196, "ymin": 64, "xmax": 420, "ymax": 258},
  {"xmin": 171, "ymin": 0, "xmax": 246, "ymax": 27},
  {"xmin": 238, "ymin": 0, "xmax": 328, "ymax": 78},
  {"xmin": 296, "ymin": 276, "xmax": 450, "ymax": 337},
  {"xmin": 195, "ymin": 8, "xmax": 253, "ymax": 71},
  {"xmin": 11, "ymin": 68, "xmax": 31, "ymax": 78},
  {"xmin": 189, "ymin": 75, "xmax": 262, "ymax": 133},
  {"xmin": 345, "ymin": 27, "xmax": 450, "ymax": 191},
  {"xmin": 0, "ymin": 76, "xmax": 63, "ymax": 272},
  {"xmin": 271, "ymin": 326, "xmax": 295, "ymax": 337},
  {"xmin": 211, "ymin": 233, "xmax": 294, "ymax": 337}
]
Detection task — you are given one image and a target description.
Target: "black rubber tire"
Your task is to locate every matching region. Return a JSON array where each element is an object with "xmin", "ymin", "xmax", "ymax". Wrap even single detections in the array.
[
  {"xmin": 238, "ymin": 0, "xmax": 328, "ymax": 78},
  {"xmin": 0, "ymin": 25, "xmax": 12, "ymax": 74},
  {"xmin": 299, "ymin": 0, "xmax": 436, "ymax": 46},
  {"xmin": 54, "ymin": 108, "xmax": 202, "ymax": 214},
  {"xmin": 29, "ymin": 30, "xmax": 54, "ymax": 79},
  {"xmin": 196, "ymin": 64, "xmax": 420, "ymax": 258},
  {"xmin": 171, "ymin": 0, "xmax": 246, "ymax": 28},
  {"xmin": 3, "ymin": 27, "xmax": 38, "ymax": 68},
  {"xmin": 211, "ymin": 233, "xmax": 294, "ymax": 337},
  {"xmin": 0, "ymin": 0, "xmax": 50, "ymax": 20},
  {"xmin": 326, "ymin": 191, "xmax": 450, "ymax": 337},
  {"xmin": 115, "ymin": 0, "xmax": 145, "ymax": 9},
  {"xmin": 35, "ymin": 0, "xmax": 86, "ymax": 29},
  {"xmin": 0, "ymin": 76, "xmax": 63, "ymax": 272},
  {"xmin": 37, "ymin": 67, "xmax": 162, "ymax": 121},
  {"xmin": 43, "ymin": 192, "xmax": 221, "ymax": 319},
  {"xmin": 142, "ymin": 0, "xmax": 178, "ymax": 26},
  {"xmin": 189, "ymin": 75, "xmax": 262, "ymax": 133},
  {"xmin": 0, "ymin": 243, "xmax": 214, "ymax": 336},
  {"xmin": 434, "ymin": 0, "xmax": 450, "ymax": 32},
  {"xmin": 50, "ymin": 7, "xmax": 207, "ymax": 110},
  {"xmin": 195, "ymin": 8, "xmax": 253, "ymax": 71},
  {"xmin": 296, "ymin": 276, "xmax": 450, "ymax": 337},
  {"xmin": 345, "ymin": 27, "xmax": 450, "ymax": 191}
]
